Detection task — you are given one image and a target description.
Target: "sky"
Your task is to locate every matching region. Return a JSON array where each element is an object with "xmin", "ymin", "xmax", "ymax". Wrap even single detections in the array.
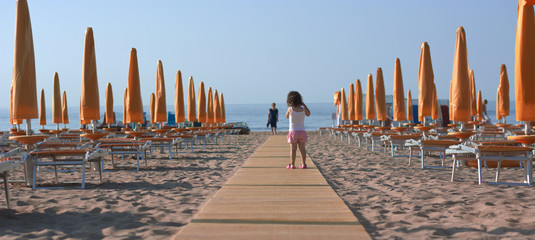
[{"xmin": 0, "ymin": 0, "xmax": 517, "ymax": 109}]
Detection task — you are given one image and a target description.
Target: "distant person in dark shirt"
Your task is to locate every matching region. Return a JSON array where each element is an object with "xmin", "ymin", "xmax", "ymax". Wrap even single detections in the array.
[{"xmin": 267, "ymin": 103, "xmax": 279, "ymax": 135}]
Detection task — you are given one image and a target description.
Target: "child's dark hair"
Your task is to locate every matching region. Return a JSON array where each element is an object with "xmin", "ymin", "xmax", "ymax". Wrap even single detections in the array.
[{"xmin": 287, "ymin": 91, "xmax": 304, "ymax": 107}]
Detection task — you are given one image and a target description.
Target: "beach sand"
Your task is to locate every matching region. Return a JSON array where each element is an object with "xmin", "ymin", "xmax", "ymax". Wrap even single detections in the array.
[
  {"xmin": 307, "ymin": 131, "xmax": 535, "ymax": 239},
  {"xmin": 0, "ymin": 132, "xmax": 268, "ymax": 239}
]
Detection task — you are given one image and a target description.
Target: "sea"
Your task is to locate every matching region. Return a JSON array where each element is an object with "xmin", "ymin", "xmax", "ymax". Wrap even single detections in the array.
[{"xmin": 0, "ymin": 102, "xmax": 515, "ymax": 132}]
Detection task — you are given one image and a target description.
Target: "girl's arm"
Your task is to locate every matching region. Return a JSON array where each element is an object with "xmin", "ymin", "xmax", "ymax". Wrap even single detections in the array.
[
  {"xmin": 303, "ymin": 104, "xmax": 311, "ymax": 116},
  {"xmin": 285, "ymin": 107, "xmax": 291, "ymax": 119}
]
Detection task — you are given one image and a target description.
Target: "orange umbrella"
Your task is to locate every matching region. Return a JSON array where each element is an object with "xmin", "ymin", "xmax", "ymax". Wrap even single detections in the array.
[
  {"xmin": 174, "ymin": 70, "xmax": 185, "ymax": 123},
  {"xmin": 497, "ymin": 64, "xmax": 510, "ymax": 120},
  {"xmin": 213, "ymin": 89, "xmax": 220, "ymax": 123},
  {"xmin": 375, "ymin": 68, "xmax": 387, "ymax": 121},
  {"xmin": 9, "ymin": 85, "xmax": 22, "ymax": 125},
  {"xmin": 418, "ymin": 42, "xmax": 434, "ymax": 122},
  {"xmin": 52, "ymin": 72, "xmax": 62, "ymax": 125},
  {"xmin": 476, "ymin": 90, "xmax": 483, "ymax": 122},
  {"xmin": 105, "ymin": 83, "xmax": 114, "ymax": 124},
  {"xmin": 431, "ymin": 83, "xmax": 440, "ymax": 120},
  {"xmin": 154, "ymin": 60, "xmax": 167, "ymax": 124},
  {"xmin": 62, "ymin": 91, "xmax": 69, "ymax": 125},
  {"xmin": 123, "ymin": 88, "xmax": 127, "ymax": 125},
  {"xmin": 150, "ymin": 93, "xmax": 156, "ymax": 125},
  {"xmin": 80, "ymin": 27, "xmax": 100, "ymax": 126},
  {"xmin": 340, "ymin": 88, "xmax": 348, "ymax": 121},
  {"xmin": 407, "ymin": 90, "xmax": 413, "ymax": 122},
  {"xmin": 187, "ymin": 76, "xmax": 196, "ymax": 122},
  {"xmin": 206, "ymin": 87, "xmax": 214, "ymax": 124},
  {"xmin": 515, "ymin": 0, "xmax": 535, "ymax": 123},
  {"xmin": 469, "ymin": 69, "xmax": 477, "ymax": 116},
  {"xmin": 127, "ymin": 48, "xmax": 143, "ymax": 124},
  {"xmin": 366, "ymin": 74, "xmax": 375, "ymax": 121},
  {"xmin": 355, "ymin": 79, "xmax": 363, "ymax": 121},
  {"xmin": 220, "ymin": 92, "xmax": 226, "ymax": 123},
  {"xmin": 11, "ymin": 0, "xmax": 38, "ymax": 128},
  {"xmin": 348, "ymin": 83, "xmax": 355, "ymax": 121},
  {"xmin": 197, "ymin": 82, "xmax": 206, "ymax": 123},
  {"xmin": 449, "ymin": 26, "xmax": 471, "ymax": 122},
  {"xmin": 39, "ymin": 89, "xmax": 46, "ymax": 126},
  {"xmin": 393, "ymin": 58, "xmax": 406, "ymax": 122}
]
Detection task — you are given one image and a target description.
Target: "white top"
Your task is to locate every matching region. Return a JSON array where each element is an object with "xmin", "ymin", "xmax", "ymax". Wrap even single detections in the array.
[{"xmin": 289, "ymin": 106, "xmax": 306, "ymax": 131}]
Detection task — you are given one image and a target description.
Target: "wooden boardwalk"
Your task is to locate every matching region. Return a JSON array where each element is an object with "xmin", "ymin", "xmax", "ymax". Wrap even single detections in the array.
[{"xmin": 173, "ymin": 135, "xmax": 371, "ymax": 240}]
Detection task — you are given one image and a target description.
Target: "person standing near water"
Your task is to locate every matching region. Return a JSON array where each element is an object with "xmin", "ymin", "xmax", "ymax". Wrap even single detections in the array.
[
  {"xmin": 267, "ymin": 103, "xmax": 279, "ymax": 135},
  {"xmin": 285, "ymin": 91, "xmax": 311, "ymax": 169}
]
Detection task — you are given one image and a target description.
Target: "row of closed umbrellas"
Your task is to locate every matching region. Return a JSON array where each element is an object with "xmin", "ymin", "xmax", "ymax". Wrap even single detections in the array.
[{"xmin": 8, "ymin": 0, "xmax": 225, "ymax": 133}]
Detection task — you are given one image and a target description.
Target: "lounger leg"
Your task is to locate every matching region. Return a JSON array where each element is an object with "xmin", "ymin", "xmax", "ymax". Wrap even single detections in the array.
[
  {"xmin": 451, "ymin": 155, "xmax": 457, "ymax": 182},
  {"xmin": 495, "ymin": 161, "xmax": 501, "ymax": 182},
  {"xmin": 81, "ymin": 162, "xmax": 86, "ymax": 189},
  {"xmin": 408, "ymin": 147, "xmax": 412, "ymax": 166},
  {"xmin": 3, "ymin": 172, "xmax": 10, "ymax": 209},
  {"xmin": 420, "ymin": 149, "xmax": 425, "ymax": 169},
  {"xmin": 478, "ymin": 158, "xmax": 483, "ymax": 185},
  {"xmin": 54, "ymin": 166, "xmax": 59, "ymax": 184},
  {"xmin": 99, "ymin": 159, "xmax": 103, "ymax": 183}
]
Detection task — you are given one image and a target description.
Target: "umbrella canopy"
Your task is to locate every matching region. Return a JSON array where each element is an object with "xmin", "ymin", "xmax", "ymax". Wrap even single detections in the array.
[
  {"xmin": 39, "ymin": 89, "xmax": 46, "ymax": 126},
  {"xmin": 187, "ymin": 76, "xmax": 196, "ymax": 122},
  {"xmin": 449, "ymin": 26, "xmax": 471, "ymax": 122},
  {"xmin": 150, "ymin": 93, "xmax": 155, "ymax": 124},
  {"xmin": 220, "ymin": 92, "xmax": 226, "ymax": 123},
  {"xmin": 355, "ymin": 79, "xmax": 363, "ymax": 121},
  {"xmin": 11, "ymin": 0, "xmax": 38, "ymax": 122},
  {"xmin": 105, "ymin": 83, "xmax": 114, "ymax": 124},
  {"xmin": 154, "ymin": 60, "xmax": 167, "ymax": 123},
  {"xmin": 213, "ymin": 89, "xmax": 220, "ymax": 123},
  {"xmin": 515, "ymin": 0, "xmax": 535, "ymax": 122},
  {"xmin": 407, "ymin": 90, "xmax": 413, "ymax": 122},
  {"xmin": 497, "ymin": 64, "xmax": 510, "ymax": 119},
  {"xmin": 418, "ymin": 42, "xmax": 434, "ymax": 122},
  {"xmin": 207, "ymin": 87, "xmax": 214, "ymax": 124},
  {"xmin": 174, "ymin": 70, "xmax": 185, "ymax": 123},
  {"xmin": 340, "ymin": 88, "xmax": 348, "ymax": 121},
  {"xmin": 348, "ymin": 83, "xmax": 355, "ymax": 121},
  {"xmin": 62, "ymin": 91, "xmax": 69, "ymax": 124},
  {"xmin": 431, "ymin": 83, "xmax": 440, "ymax": 120},
  {"xmin": 127, "ymin": 48, "xmax": 143, "ymax": 124},
  {"xmin": 469, "ymin": 69, "xmax": 477, "ymax": 116},
  {"xmin": 52, "ymin": 72, "xmax": 62, "ymax": 124},
  {"xmin": 10, "ymin": 86, "xmax": 22, "ymax": 125},
  {"xmin": 393, "ymin": 58, "xmax": 406, "ymax": 122},
  {"xmin": 375, "ymin": 68, "xmax": 387, "ymax": 121},
  {"xmin": 477, "ymin": 90, "xmax": 483, "ymax": 121},
  {"xmin": 197, "ymin": 82, "xmax": 206, "ymax": 123},
  {"xmin": 80, "ymin": 27, "xmax": 100, "ymax": 124},
  {"xmin": 366, "ymin": 74, "xmax": 375, "ymax": 120},
  {"xmin": 123, "ymin": 88, "xmax": 127, "ymax": 125}
]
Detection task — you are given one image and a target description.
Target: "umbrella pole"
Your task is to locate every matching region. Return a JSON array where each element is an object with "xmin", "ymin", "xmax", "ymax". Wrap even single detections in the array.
[
  {"xmin": 92, "ymin": 120, "xmax": 96, "ymax": 133},
  {"xmin": 525, "ymin": 121, "xmax": 532, "ymax": 135},
  {"xmin": 26, "ymin": 119, "xmax": 32, "ymax": 135}
]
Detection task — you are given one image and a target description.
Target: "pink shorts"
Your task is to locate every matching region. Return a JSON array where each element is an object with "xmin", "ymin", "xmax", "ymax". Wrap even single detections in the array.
[{"xmin": 287, "ymin": 130, "xmax": 308, "ymax": 143}]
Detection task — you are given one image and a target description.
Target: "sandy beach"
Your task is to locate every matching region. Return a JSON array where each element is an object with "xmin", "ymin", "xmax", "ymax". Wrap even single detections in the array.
[
  {"xmin": 0, "ymin": 132, "xmax": 268, "ymax": 239},
  {"xmin": 307, "ymin": 131, "xmax": 535, "ymax": 239}
]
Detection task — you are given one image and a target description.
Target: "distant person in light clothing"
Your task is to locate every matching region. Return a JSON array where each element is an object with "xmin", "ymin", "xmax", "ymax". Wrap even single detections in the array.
[
  {"xmin": 267, "ymin": 103, "xmax": 279, "ymax": 135},
  {"xmin": 285, "ymin": 91, "xmax": 311, "ymax": 169}
]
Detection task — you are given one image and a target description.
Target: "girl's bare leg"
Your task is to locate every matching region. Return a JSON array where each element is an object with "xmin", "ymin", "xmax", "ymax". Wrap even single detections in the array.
[
  {"xmin": 290, "ymin": 143, "xmax": 298, "ymax": 166},
  {"xmin": 298, "ymin": 142, "xmax": 306, "ymax": 165}
]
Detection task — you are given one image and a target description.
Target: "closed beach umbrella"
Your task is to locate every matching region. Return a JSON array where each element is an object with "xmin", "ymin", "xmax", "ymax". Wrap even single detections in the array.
[
  {"xmin": 11, "ymin": 0, "xmax": 38, "ymax": 128},
  {"xmin": 207, "ymin": 87, "xmax": 214, "ymax": 124},
  {"xmin": 340, "ymin": 88, "xmax": 348, "ymax": 121},
  {"xmin": 123, "ymin": 88, "xmax": 127, "ymax": 125},
  {"xmin": 449, "ymin": 26, "xmax": 471, "ymax": 122},
  {"xmin": 62, "ymin": 91, "xmax": 69, "ymax": 124},
  {"xmin": 127, "ymin": 48, "xmax": 143, "ymax": 124},
  {"xmin": 407, "ymin": 90, "xmax": 413, "ymax": 122},
  {"xmin": 348, "ymin": 83, "xmax": 355, "ymax": 121},
  {"xmin": 355, "ymin": 79, "xmax": 363, "ymax": 121},
  {"xmin": 497, "ymin": 64, "xmax": 510, "ymax": 120},
  {"xmin": 431, "ymin": 83, "xmax": 439, "ymax": 120},
  {"xmin": 52, "ymin": 72, "xmax": 62, "ymax": 124},
  {"xmin": 393, "ymin": 58, "xmax": 406, "ymax": 122},
  {"xmin": 213, "ymin": 89, "xmax": 220, "ymax": 123},
  {"xmin": 515, "ymin": 0, "xmax": 535, "ymax": 122},
  {"xmin": 174, "ymin": 70, "xmax": 185, "ymax": 123},
  {"xmin": 375, "ymin": 68, "xmax": 387, "ymax": 121},
  {"xmin": 220, "ymin": 92, "xmax": 226, "ymax": 123},
  {"xmin": 197, "ymin": 81, "xmax": 206, "ymax": 123},
  {"xmin": 105, "ymin": 83, "xmax": 114, "ymax": 124},
  {"xmin": 366, "ymin": 74, "xmax": 375, "ymax": 121},
  {"xmin": 150, "ymin": 93, "xmax": 155, "ymax": 124},
  {"xmin": 187, "ymin": 76, "xmax": 196, "ymax": 122},
  {"xmin": 469, "ymin": 69, "xmax": 477, "ymax": 116},
  {"xmin": 418, "ymin": 42, "xmax": 434, "ymax": 122},
  {"xmin": 477, "ymin": 90, "xmax": 483, "ymax": 122},
  {"xmin": 9, "ymin": 86, "xmax": 22, "ymax": 125},
  {"xmin": 154, "ymin": 60, "xmax": 167, "ymax": 123},
  {"xmin": 39, "ymin": 89, "xmax": 46, "ymax": 126},
  {"xmin": 80, "ymin": 27, "xmax": 100, "ymax": 125}
]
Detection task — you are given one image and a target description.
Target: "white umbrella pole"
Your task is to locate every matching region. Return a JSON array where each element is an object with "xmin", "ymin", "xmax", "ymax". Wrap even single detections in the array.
[
  {"xmin": 26, "ymin": 119, "xmax": 31, "ymax": 135},
  {"xmin": 525, "ymin": 121, "xmax": 532, "ymax": 135}
]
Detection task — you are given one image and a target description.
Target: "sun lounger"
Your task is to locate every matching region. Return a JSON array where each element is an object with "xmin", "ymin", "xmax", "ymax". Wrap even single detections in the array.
[
  {"xmin": 0, "ymin": 148, "xmax": 27, "ymax": 208},
  {"xmin": 406, "ymin": 139, "xmax": 461, "ymax": 168},
  {"xmin": 97, "ymin": 141, "xmax": 151, "ymax": 171},
  {"xmin": 382, "ymin": 134, "xmax": 422, "ymax": 157}
]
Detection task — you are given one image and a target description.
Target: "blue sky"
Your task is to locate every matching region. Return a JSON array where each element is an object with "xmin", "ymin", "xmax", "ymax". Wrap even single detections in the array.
[{"xmin": 0, "ymin": 0, "xmax": 517, "ymax": 108}]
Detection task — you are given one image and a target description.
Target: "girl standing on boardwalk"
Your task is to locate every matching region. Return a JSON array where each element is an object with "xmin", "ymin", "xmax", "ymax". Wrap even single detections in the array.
[{"xmin": 285, "ymin": 91, "xmax": 311, "ymax": 169}]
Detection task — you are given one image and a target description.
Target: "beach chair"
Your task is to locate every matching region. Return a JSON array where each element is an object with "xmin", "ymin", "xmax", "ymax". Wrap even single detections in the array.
[
  {"xmin": 381, "ymin": 134, "xmax": 422, "ymax": 158},
  {"xmin": 97, "ymin": 140, "xmax": 151, "ymax": 171},
  {"xmin": 0, "ymin": 148, "xmax": 27, "ymax": 208},
  {"xmin": 448, "ymin": 145, "xmax": 533, "ymax": 185},
  {"xmin": 406, "ymin": 139, "xmax": 461, "ymax": 168}
]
